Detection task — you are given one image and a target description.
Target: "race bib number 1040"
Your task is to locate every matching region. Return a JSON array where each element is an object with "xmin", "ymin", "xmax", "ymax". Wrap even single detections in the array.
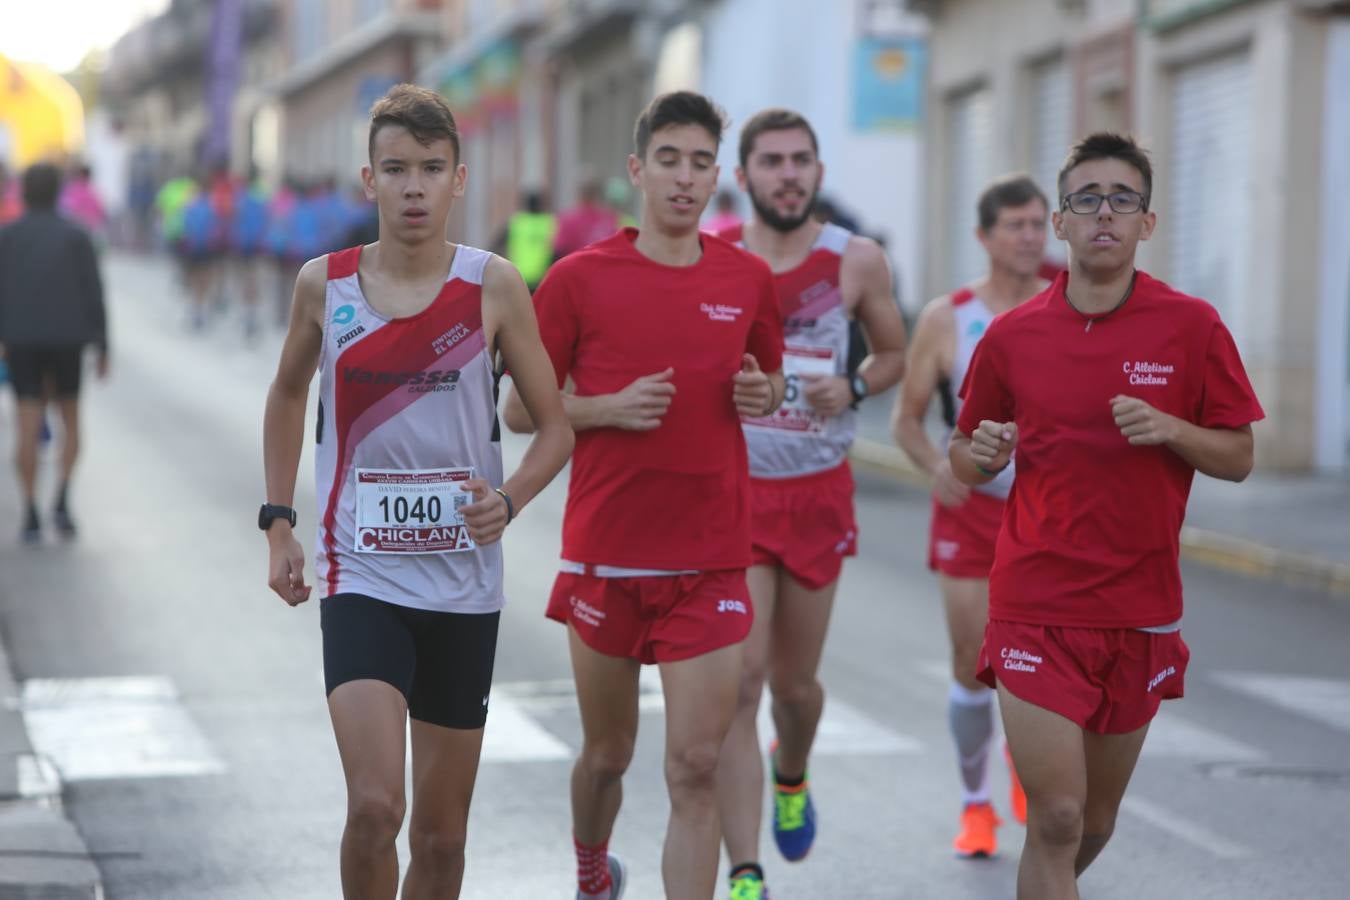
[{"xmin": 354, "ymin": 467, "xmax": 476, "ymax": 554}]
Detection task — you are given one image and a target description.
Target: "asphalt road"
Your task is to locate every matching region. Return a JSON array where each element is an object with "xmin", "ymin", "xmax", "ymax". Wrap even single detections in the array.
[{"xmin": 1, "ymin": 254, "xmax": 1347, "ymax": 899}]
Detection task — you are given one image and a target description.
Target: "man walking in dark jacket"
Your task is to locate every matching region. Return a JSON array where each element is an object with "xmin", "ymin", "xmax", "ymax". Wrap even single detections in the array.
[{"xmin": 0, "ymin": 163, "xmax": 108, "ymax": 542}]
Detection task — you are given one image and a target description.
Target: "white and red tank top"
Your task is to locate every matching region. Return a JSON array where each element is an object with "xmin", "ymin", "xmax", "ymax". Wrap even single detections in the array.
[
  {"xmin": 726, "ymin": 222, "xmax": 856, "ymax": 478},
  {"xmin": 313, "ymin": 244, "xmax": 505, "ymax": 613},
  {"xmin": 950, "ymin": 286, "xmax": 1014, "ymax": 499}
]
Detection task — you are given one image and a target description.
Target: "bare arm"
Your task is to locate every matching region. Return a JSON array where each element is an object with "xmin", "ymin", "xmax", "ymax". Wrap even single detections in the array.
[
  {"xmin": 504, "ymin": 369, "xmax": 678, "ymax": 434},
  {"xmin": 948, "ymin": 421, "xmax": 1017, "ymax": 487},
  {"xmin": 1110, "ymin": 395, "xmax": 1254, "ymax": 482},
  {"xmin": 846, "ymin": 237, "xmax": 907, "ymax": 395},
  {"xmin": 801, "ymin": 238, "xmax": 906, "ymax": 415},
  {"xmin": 262, "ymin": 256, "xmax": 326, "ymax": 605},
  {"xmin": 479, "ymin": 256, "xmax": 574, "ymax": 524},
  {"xmin": 891, "ymin": 296, "xmax": 952, "ymax": 476}
]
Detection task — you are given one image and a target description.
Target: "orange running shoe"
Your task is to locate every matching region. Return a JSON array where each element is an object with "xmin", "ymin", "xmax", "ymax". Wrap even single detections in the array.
[
  {"xmin": 953, "ymin": 802, "xmax": 1002, "ymax": 859},
  {"xmin": 1005, "ymin": 743, "xmax": 1027, "ymax": 825}
]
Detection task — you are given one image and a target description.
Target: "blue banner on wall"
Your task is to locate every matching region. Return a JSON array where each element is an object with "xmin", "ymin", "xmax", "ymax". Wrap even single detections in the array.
[{"xmin": 852, "ymin": 35, "xmax": 926, "ymax": 132}]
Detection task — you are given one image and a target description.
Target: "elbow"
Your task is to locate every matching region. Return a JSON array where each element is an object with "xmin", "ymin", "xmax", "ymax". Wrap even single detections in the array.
[
  {"xmin": 1226, "ymin": 433, "xmax": 1257, "ymax": 482},
  {"xmin": 891, "ymin": 414, "xmax": 918, "ymax": 456},
  {"xmin": 503, "ymin": 407, "xmax": 535, "ymax": 434},
  {"xmin": 552, "ymin": 420, "xmax": 576, "ymax": 457},
  {"xmin": 501, "ymin": 394, "xmax": 536, "ymax": 434},
  {"xmin": 1226, "ymin": 451, "xmax": 1255, "ymax": 483}
]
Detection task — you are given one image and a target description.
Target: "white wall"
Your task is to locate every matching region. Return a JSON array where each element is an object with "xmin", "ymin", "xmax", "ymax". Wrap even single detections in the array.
[
  {"xmin": 1316, "ymin": 18, "xmax": 1350, "ymax": 472},
  {"xmin": 697, "ymin": 0, "xmax": 923, "ymax": 311}
]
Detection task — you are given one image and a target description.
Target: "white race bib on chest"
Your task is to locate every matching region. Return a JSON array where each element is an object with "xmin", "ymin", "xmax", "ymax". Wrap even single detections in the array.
[
  {"xmin": 354, "ymin": 467, "xmax": 476, "ymax": 554},
  {"xmin": 746, "ymin": 344, "xmax": 836, "ymax": 434}
]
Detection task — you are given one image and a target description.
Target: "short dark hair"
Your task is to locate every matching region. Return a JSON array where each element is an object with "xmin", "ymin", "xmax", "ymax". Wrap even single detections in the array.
[
  {"xmin": 633, "ymin": 91, "xmax": 727, "ymax": 159},
  {"xmin": 22, "ymin": 163, "xmax": 61, "ymax": 210},
  {"xmin": 368, "ymin": 84, "xmax": 461, "ymax": 164},
  {"xmin": 738, "ymin": 108, "xmax": 819, "ymax": 170},
  {"xmin": 1057, "ymin": 132, "xmax": 1153, "ymax": 208},
  {"xmin": 977, "ymin": 173, "xmax": 1049, "ymax": 232}
]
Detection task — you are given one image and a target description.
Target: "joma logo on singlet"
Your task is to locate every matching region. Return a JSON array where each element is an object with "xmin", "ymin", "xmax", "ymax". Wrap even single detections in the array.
[
  {"xmin": 336, "ymin": 325, "xmax": 366, "ymax": 347},
  {"xmin": 342, "ymin": 367, "xmax": 461, "ymax": 387}
]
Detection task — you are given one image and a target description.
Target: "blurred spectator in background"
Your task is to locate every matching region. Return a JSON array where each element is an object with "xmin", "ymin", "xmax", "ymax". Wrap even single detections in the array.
[
  {"xmin": 703, "ymin": 187, "xmax": 741, "ymax": 234},
  {"xmin": 229, "ymin": 171, "xmax": 270, "ymax": 339},
  {"xmin": 179, "ymin": 173, "xmax": 225, "ymax": 330},
  {"xmin": 59, "ymin": 163, "xmax": 107, "ymax": 240},
  {"xmin": 154, "ymin": 169, "xmax": 196, "ymax": 250},
  {"xmin": 341, "ymin": 183, "xmax": 379, "ymax": 247},
  {"xmin": 553, "ymin": 174, "xmax": 618, "ymax": 260},
  {"xmin": 126, "ymin": 148, "xmax": 158, "ymax": 251},
  {"xmin": 266, "ymin": 175, "xmax": 300, "ymax": 325},
  {"xmin": 812, "ymin": 194, "xmax": 861, "ymax": 234},
  {"xmin": 604, "ymin": 175, "xmax": 637, "ymax": 229},
  {"xmin": 0, "ymin": 162, "xmax": 108, "ymax": 543},
  {"xmin": 0, "ymin": 163, "xmax": 21, "ymax": 224},
  {"xmin": 503, "ymin": 189, "xmax": 556, "ymax": 292}
]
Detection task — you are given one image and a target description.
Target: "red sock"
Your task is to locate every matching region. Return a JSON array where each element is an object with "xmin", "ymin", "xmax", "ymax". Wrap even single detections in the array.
[{"xmin": 575, "ymin": 834, "xmax": 612, "ymax": 896}]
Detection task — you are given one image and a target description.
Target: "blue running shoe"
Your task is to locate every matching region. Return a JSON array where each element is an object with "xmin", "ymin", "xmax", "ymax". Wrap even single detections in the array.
[{"xmin": 770, "ymin": 743, "xmax": 816, "ymax": 861}]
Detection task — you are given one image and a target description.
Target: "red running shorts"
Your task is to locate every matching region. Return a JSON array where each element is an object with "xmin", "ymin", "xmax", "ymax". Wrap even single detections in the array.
[{"xmin": 975, "ymin": 618, "xmax": 1190, "ymax": 734}]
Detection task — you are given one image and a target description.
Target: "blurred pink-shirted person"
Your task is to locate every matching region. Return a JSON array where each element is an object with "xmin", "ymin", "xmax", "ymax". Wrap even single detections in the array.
[
  {"xmin": 552, "ymin": 177, "xmax": 618, "ymax": 260},
  {"xmin": 702, "ymin": 188, "xmax": 741, "ymax": 234},
  {"xmin": 59, "ymin": 164, "xmax": 107, "ymax": 234}
]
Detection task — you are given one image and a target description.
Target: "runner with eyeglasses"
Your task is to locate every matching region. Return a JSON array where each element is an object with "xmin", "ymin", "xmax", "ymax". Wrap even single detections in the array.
[{"xmin": 949, "ymin": 133, "xmax": 1264, "ymax": 899}]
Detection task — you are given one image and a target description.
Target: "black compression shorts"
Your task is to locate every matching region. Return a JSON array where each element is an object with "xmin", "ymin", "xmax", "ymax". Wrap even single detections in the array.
[{"xmin": 320, "ymin": 593, "xmax": 500, "ymax": 729}]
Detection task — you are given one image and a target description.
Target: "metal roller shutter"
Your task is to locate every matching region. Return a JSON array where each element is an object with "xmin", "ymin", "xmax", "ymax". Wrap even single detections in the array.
[
  {"xmin": 1029, "ymin": 56, "xmax": 1071, "ymax": 237},
  {"xmin": 1170, "ymin": 51, "xmax": 1252, "ymax": 349},
  {"xmin": 945, "ymin": 86, "xmax": 994, "ymax": 288}
]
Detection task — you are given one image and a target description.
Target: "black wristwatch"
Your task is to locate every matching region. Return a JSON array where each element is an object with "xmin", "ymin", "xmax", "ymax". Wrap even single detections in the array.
[
  {"xmin": 849, "ymin": 373, "xmax": 868, "ymax": 407},
  {"xmin": 258, "ymin": 504, "xmax": 297, "ymax": 531}
]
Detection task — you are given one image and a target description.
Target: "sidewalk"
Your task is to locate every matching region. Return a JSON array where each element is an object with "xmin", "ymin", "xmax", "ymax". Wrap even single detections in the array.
[
  {"xmin": 0, "ymin": 630, "xmax": 103, "ymax": 898},
  {"xmin": 853, "ymin": 389, "xmax": 1350, "ymax": 597},
  {"xmin": 0, "ymin": 408, "xmax": 103, "ymax": 896}
]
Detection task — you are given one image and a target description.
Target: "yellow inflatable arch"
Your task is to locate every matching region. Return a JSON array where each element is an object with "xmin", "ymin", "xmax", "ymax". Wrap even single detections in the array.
[{"xmin": 0, "ymin": 53, "xmax": 85, "ymax": 167}]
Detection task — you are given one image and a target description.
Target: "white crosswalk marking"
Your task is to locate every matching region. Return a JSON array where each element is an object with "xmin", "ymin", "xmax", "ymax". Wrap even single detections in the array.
[
  {"xmin": 1210, "ymin": 672, "xmax": 1350, "ymax": 735},
  {"xmin": 481, "ymin": 692, "xmax": 571, "ymax": 763},
  {"xmin": 21, "ymin": 676, "xmax": 226, "ymax": 781},
  {"xmin": 1142, "ymin": 708, "xmax": 1266, "ymax": 761},
  {"xmin": 1120, "ymin": 796, "xmax": 1252, "ymax": 859},
  {"xmin": 481, "ymin": 673, "xmax": 922, "ymax": 763}
]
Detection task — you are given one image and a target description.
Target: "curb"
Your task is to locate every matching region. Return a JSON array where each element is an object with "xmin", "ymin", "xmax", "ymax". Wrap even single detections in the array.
[
  {"xmin": 849, "ymin": 437, "xmax": 1350, "ymax": 598},
  {"xmin": 0, "ymin": 635, "xmax": 104, "ymax": 899}
]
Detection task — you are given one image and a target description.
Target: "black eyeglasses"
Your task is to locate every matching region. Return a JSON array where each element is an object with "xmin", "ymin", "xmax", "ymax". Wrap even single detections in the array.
[{"xmin": 1060, "ymin": 190, "xmax": 1148, "ymax": 215}]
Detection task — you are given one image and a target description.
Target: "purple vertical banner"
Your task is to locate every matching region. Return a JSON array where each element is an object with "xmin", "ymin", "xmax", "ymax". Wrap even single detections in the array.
[{"xmin": 203, "ymin": 0, "xmax": 244, "ymax": 168}]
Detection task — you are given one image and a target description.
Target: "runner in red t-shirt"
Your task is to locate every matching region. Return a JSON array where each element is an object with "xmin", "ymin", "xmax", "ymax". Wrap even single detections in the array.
[
  {"xmin": 710, "ymin": 109, "xmax": 908, "ymax": 900},
  {"xmin": 950, "ymin": 133, "xmax": 1264, "ymax": 899},
  {"xmin": 894, "ymin": 174, "xmax": 1049, "ymax": 859},
  {"xmin": 503, "ymin": 91, "xmax": 785, "ymax": 900}
]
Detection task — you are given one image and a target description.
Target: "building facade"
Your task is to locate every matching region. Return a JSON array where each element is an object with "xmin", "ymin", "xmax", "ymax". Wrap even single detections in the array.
[
  {"xmin": 267, "ymin": 0, "xmax": 444, "ymax": 188},
  {"xmin": 913, "ymin": 0, "xmax": 1350, "ymax": 472}
]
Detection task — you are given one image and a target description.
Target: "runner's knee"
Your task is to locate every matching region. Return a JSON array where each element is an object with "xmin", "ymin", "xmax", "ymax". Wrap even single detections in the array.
[
  {"xmin": 736, "ymin": 659, "xmax": 768, "ymax": 712},
  {"xmin": 1030, "ymin": 795, "xmax": 1084, "ymax": 848},
  {"xmin": 579, "ymin": 736, "xmax": 635, "ymax": 785},
  {"xmin": 950, "ymin": 638, "xmax": 984, "ymax": 685},
  {"xmin": 408, "ymin": 823, "xmax": 467, "ymax": 870},
  {"xmin": 768, "ymin": 672, "xmax": 821, "ymax": 711},
  {"xmin": 346, "ymin": 789, "xmax": 405, "ymax": 846},
  {"xmin": 665, "ymin": 738, "xmax": 723, "ymax": 795}
]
